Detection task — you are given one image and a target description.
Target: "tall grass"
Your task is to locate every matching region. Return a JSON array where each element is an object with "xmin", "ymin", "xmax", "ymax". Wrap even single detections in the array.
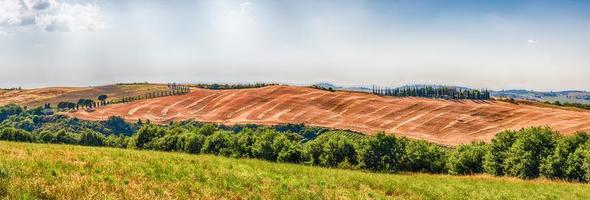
[{"xmin": 0, "ymin": 141, "xmax": 589, "ymax": 199}]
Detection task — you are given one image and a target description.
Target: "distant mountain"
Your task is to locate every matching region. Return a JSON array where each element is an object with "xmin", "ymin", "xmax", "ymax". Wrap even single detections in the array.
[{"xmin": 492, "ymin": 90, "xmax": 590, "ymax": 104}]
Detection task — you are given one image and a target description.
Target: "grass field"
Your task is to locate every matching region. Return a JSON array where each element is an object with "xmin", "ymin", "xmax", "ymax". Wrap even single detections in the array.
[{"xmin": 0, "ymin": 142, "xmax": 589, "ymax": 199}]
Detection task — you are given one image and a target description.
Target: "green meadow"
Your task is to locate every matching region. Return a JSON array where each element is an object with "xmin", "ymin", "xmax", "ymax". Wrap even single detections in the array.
[{"xmin": 0, "ymin": 141, "xmax": 589, "ymax": 200}]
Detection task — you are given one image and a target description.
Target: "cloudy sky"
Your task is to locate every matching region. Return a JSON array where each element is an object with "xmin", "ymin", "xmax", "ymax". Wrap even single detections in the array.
[{"xmin": 1, "ymin": 0, "xmax": 589, "ymax": 91}]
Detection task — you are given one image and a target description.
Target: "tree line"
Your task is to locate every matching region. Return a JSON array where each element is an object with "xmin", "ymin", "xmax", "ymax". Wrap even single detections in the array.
[
  {"xmin": 51, "ymin": 83, "xmax": 190, "ymax": 112},
  {"xmin": 373, "ymin": 85, "xmax": 491, "ymax": 100},
  {"xmin": 190, "ymin": 83, "xmax": 278, "ymax": 90},
  {"xmin": 1, "ymin": 104, "xmax": 590, "ymax": 182},
  {"xmin": 547, "ymin": 101, "xmax": 590, "ymax": 110}
]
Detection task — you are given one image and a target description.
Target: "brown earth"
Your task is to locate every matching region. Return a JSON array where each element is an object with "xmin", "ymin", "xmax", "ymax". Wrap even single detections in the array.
[
  {"xmin": 66, "ymin": 85, "xmax": 590, "ymax": 146},
  {"xmin": 0, "ymin": 84, "xmax": 170, "ymax": 107}
]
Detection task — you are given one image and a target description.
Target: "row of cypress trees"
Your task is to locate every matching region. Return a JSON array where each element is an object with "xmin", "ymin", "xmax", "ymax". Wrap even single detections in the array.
[{"xmin": 373, "ymin": 85, "xmax": 491, "ymax": 100}]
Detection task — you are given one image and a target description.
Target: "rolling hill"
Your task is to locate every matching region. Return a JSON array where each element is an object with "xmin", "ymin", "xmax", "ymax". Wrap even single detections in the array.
[
  {"xmin": 65, "ymin": 85, "xmax": 590, "ymax": 146},
  {"xmin": 0, "ymin": 83, "xmax": 171, "ymax": 107}
]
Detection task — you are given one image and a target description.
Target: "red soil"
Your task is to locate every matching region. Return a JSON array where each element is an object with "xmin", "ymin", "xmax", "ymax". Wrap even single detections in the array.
[{"xmin": 67, "ymin": 86, "xmax": 590, "ymax": 146}]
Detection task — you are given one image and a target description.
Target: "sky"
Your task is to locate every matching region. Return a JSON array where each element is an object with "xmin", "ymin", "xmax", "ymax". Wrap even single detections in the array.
[{"xmin": 0, "ymin": 0, "xmax": 589, "ymax": 91}]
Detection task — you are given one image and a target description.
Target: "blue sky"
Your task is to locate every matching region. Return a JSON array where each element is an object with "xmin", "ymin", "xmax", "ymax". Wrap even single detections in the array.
[{"xmin": 1, "ymin": 0, "xmax": 589, "ymax": 91}]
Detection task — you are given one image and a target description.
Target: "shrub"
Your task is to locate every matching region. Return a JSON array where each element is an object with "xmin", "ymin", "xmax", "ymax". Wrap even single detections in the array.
[
  {"xmin": 198, "ymin": 124, "xmax": 217, "ymax": 136},
  {"xmin": 0, "ymin": 127, "xmax": 34, "ymax": 142},
  {"xmin": 278, "ymin": 142, "xmax": 306, "ymax": 163},
  {"xmin": 184, "ymin": 133, "xmax": 206, "ymax": 154},
  {"xmin": 104, "ymin": 116, "xmax": 133, "ymax": 136},
  {"xmin": 447, "ymin": 141, "xmax": 487, "ymax": 175},
  {"xmin": 357, "ymin": 133, "xmax": 404, "ymax": 172},
  {"xmin": 79, "ymin": 130, "xmax": 105, "ymax": 146},
  {"xmin": 541, "ymin": 132, "xmax": 589, "ymax": 180},
  {"xmin": 104, "ymin": 135, "xmax": 128, "ymax": 148},
  {"xmin": 305, "ymin": 135, "xmax": 358, "ymax": 167},
  {"xmin": 202, "ymin": 131, "xmax": 234, "ymax": 156},
  {"xmin": 484, "ymin": 130, "xmax": 518, "ymax": 176},
  {"xmin": 134, "ymin": 125, "xmax": 167, "ymax": 149},
  {"xmin": 252, "ymin": 130, "xmax": 281, "ymax": 161},
  {"xmin": 400, "ymin": 139, "xmax": 448, "ymax": 173},
  {"xmin": 503, "ymin": 127, "xmax": 559, "ymax": 179}
]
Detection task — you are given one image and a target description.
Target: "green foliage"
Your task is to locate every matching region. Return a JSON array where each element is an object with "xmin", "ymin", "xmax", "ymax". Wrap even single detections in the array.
[
  {"xmin": 305, "ymin": 135, "xmax": 358, "ymax": 167},
  {"xmin": 502, "ymin": 127, "xmax": 559, "ymax": 179},
  {"xmin": 79, "ymin": 130, "xmax": 105, "ymax": 146},
  {"xmin": 0, "ymin": 104, "xmax": 23, "ymax": 122},
  {"xmin": 133, "ymin": 125, "xmax": 167, "ymax": 149},
  {"xmin": 484, "ymin": 130, "xmax": 518, "ymax": 176},
  {"xmin": 541, "ymin": 132, "xmax": 590, "ymax": 180},
  {"xmin": 202, "ymin": 131, "xmax": 234, "ymax": 156},
  {"xmin": 104, "ymin": 116, "xmax": 133, "ymax": 136},
  {"xmin": 357, "ymin": 133, "xmax": 405, "ymax": 172},
  {"xmin": 400, "ymin": 139, "xmax": 448, "ymax": 173},
  {"xmin": 447, "ymin": 141, "xmax": 487, "ymax": 175},
  {"xmin": 0, "ymin": 127, "xmax": 33, "ymax": 142},
  {"xmin": 2, "ymin": 103, "xmax": 590, "ymax": 183},
  {"xmin": 373, "ymin": 85, "xmax": 491, "ymax": 100},
  {"xmin": 184, "ymin": 133, "xmax": 206, "ymax": 154}
]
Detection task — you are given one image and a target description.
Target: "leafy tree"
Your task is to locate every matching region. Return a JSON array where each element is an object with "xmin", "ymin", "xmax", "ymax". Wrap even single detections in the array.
[
  {"xmin": 98, "ymin": 94, "xmax": 108, "ymax": 105},
  {"xmin": 278, "ymin": 142, "xmax": 306, "ymax": 163},
  {"xmin": 104, "ymin": 116, "xmax": 133, "ymax": 136},
  {"xmin": 305, "ymin": 135, "xmax": 358, "ymax": 167},
  {"xmin": 0, "ymin": 127, "xmax": 33, "ymax": 142},
  {"xmin": 0, "ymin": 104, "xmax": 23, "ymax": 122},
  {"xmin": 483, "ymin": 130, "xmax": 518, "ymax": 176},
  {"xmin": 400, "ymin": 139, "xmax": 448, "ymax": 173},
  {"xmin": 503, "ymin": 127, "xmax": 559, "ymax": 179},
  {"xmin": 133, "ymin": 125, "xmax": 167, "ymax": 149},
  {"xmin": 184, "ymin": 133, "xmax": 206, "ymax": 154},
  {"xmin": 447, "ymin": 141, "xmax": 487, "ymax": 175},
  {"xmin": 79, "ymin": 130, "xmax": 105, "ymax": 146},
  {"xmin": 252, "ymin": 129, "xmax": 281, "ymax": 161},
  {"xmin": 202, "ymin": 131, "xmax": 234, "ymax": 156},
  {"xmin": 104, "ymin": 135, "xmax": 128, "ymax": 148},
  {"xmin": 541, "ymin": 132, "xmax": 589, "ymax": 180},
  {"xmin": 357, "ymin": 133, "xmax": 405, "ymax": 172},
  {"xmin": 198, "ymin": 124, "xmax": 217, "ymax": 136}
]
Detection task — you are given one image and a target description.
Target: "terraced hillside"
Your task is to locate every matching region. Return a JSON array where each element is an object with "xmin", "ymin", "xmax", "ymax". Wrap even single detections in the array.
[{"xmin": 68, "ymin": 85, "xmax": 590, "ymax": 146}]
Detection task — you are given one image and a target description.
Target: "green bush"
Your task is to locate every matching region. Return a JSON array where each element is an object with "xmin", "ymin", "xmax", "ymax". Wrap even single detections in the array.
[
  {"xmin": 357, "ymin": 133, "xmax": 404, "ymax": 172},
  {"xmin": 503, "ymin": 127, "xmax": 559, "ymax": 179},
  {"xmin": 79, "ymin": 130, "xmax": 105, "ymax": 146},
  {"xmin": 0, "ymin": 127, "xmax": 34, "ymax": 142},
  {"xmin": 484, "ymin": 130, "xmax": 518, "ymax": 176},
  {"xmin": 400, "ymin": 139, "xmax": 448, "ymax": 173},
  {"xmin": 305, "ymin": 135, "xmax": 358, "ymax": 167},
  {"xmin": 184, "ymin": 133, "xmax": 206, "ymax": 154},
  {"xmin": 202, "ymin": 131, "xmax": 234, "ymax": 156},
  {"xmin": 541, "ymin": 132, "xmax": 589, "ymax": 180},
  {"xmin": 447, "ymin": 141, "xmax": 487, "ymax": 175}
]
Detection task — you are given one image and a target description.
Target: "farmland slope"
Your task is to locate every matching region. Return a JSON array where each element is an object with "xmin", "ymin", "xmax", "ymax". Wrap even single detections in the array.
[{"xmin": 68, "ymin": 85, "xmax": 590, "ymax": 145}]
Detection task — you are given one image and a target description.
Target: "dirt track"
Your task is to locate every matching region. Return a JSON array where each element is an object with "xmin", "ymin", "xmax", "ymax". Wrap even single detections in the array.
[{"xmin": 68, "ymin": 86, "xmax": 590, "ymax": 146}]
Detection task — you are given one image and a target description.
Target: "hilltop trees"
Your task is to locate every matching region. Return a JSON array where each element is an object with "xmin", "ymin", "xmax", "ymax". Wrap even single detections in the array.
[
  {"xmin": 98, "ymin": 95, "xmax": 108, "ymax": 105},
  {"xmin": 372, "ymin": 85, "xmax": 491, "ymax": 100}
]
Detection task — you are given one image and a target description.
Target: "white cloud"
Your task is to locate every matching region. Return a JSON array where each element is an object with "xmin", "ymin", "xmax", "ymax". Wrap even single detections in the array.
[
  {"xmin": 0, "ymin": 0, "xmax": 104, "ymax": 32},
  {"xmin": 527, "ymin": 39, "xmax": 537, "ymax": 44}
]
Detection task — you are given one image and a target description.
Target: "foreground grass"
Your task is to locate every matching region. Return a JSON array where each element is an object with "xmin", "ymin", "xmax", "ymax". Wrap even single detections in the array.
[{"xmin": 0, "ymin": 142, "xmax": 589, "ymax": 200}]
